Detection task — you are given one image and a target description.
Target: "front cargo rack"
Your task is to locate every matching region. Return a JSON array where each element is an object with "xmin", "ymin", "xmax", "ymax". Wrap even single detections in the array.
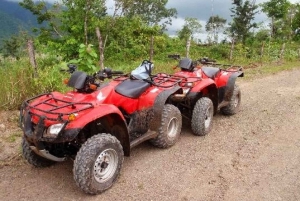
[{"xmin": 21, "ymin": 92, "xmax": 94, "ymax": 122}]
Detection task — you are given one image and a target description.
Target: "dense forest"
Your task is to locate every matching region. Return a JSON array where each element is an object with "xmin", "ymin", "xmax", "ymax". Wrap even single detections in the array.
[
  {"xmin": 0, "ymin": 0, "xmax": 40, "ymax": 46},
  {"xmin": 1, "ymin": 0, "xmax": 300, "ymax": 109}
]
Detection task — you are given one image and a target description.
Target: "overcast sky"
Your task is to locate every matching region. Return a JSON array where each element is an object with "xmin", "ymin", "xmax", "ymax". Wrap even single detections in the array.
[{"xmin": 6, "ymin": 0, "xmax": 300, "ymax": 40}]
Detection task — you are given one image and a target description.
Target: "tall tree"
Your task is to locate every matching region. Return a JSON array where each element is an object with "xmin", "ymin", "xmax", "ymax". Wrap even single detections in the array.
[
  {"xmin": 291, "ymin": 3, "xmax": 300, "ymax": 40},
  {"xmin": 261, "ymin": 0, "xmax": 291, "ymax": 39},
  {"xmin": 19, "ymin": 0, "xmax": 63, "ymax": 40},
  {"xmin": 20, "ymin": 0, "xmax": 107, "ymax": 58},
  {"xmin": 205, "ymin": 15, "xmax": 227, "ymax": 44},
  {"xmin": 114, "ymin": 0, "xmax": 177, "ymax": 60},
  {"xmin": 229, "ymin": 0, "xmax": 258, "ymax": 44},
  {"xmin": 61, "ymin": 0, "xmax": 107, "ymax": 45},
  {"xmin": 115, "ymin": 0, "xmax": 176, "ymax": 26},
  {"xmin": 177, "ymin": 17, "xmax": 202, "ymax": 57}
]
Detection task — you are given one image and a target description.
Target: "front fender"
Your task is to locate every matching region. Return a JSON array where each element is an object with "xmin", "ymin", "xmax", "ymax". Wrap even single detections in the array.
[
  {"xmin": 66, "ymin": 104, "xmax": 130, "ymax": 156},
  {"xmin": 66, "ymin": 104, "xmax": 126, "ymax": 129}
]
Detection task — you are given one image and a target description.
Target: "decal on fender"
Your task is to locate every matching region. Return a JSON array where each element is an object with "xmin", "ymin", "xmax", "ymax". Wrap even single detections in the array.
[
  {"xmin": 97, "ymin": 92, "xmax": 105, "ymax": 101},
  {"xmin": 150, "ymin": 88, "xmax": 159, "ymax": 93}
]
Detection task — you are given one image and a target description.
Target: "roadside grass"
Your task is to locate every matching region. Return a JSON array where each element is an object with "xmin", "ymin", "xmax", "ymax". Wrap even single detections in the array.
[
  {"xmin": 1, "ymin": 56, "xmax": 300, "ymax": 110},
  {"xmin": 243, "ymin": 60, "xmax": 300, "ymax": 80},
  {"xmin": 0, "ymin": 58, "xmax": 68, "ymax": 110}
]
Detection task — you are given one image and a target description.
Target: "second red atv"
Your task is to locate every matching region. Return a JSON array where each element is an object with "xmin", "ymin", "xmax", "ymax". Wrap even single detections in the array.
[{"xmin": 169, "ymin": 57, "xmax": 244, "ymax": 136}]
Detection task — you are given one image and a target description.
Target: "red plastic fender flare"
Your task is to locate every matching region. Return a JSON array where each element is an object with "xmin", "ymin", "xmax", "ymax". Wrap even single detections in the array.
[
  {"xmin": 190, "ymin": 78, "xmax": 217, "ymax": 93},
  {"xmin": 66, "ymin": 104, "xmax": 127, "ymax": 130}
]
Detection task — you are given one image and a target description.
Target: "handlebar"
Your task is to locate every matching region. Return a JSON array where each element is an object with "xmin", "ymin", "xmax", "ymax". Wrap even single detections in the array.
[
  {"xmin": 96, "ymin": 68, "xmax": 124, "ymax": 80},
  {"xmin": 60, "ymin": 64, "xmax": 77, "ymax": 74},
  {"xmin": 198, "ymin": 57, "xmax": 216, "ymax": 64},
  {"xmin": 111, "ymin": 70, "xmax": 124, "ymax": 75}
]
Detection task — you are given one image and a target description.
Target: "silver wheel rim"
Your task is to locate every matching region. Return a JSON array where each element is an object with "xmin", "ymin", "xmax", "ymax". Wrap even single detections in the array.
[
  {"xmin": 94, "ymin": 148, "xmax": 118, "ymax": 183},
  {"xmin": 167, "ymin": 117, "xmax": 178, "ymax": 138},
  {"xmin": 204, "ymin": 105, "xmax": 213, "ymax": 129}
]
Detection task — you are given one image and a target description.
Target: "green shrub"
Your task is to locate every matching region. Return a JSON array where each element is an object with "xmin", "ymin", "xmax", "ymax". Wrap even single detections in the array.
[{"xmin": 0, "ymin": 58, "xmax": 68, "ymax": 110}]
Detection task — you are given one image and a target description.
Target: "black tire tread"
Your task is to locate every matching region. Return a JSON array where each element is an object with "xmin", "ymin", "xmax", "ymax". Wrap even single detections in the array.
[
  {"xmin": 150, "ymin": 104, "xmax": 182, "ymax": 148},
  {"xmin": 73, "ymin": 133, "xmax": 124, "ymax": 195},
  {"xmin": 22, "ymin": 137, "xmax": 55, "ymax": 167},
  {"xmin": 221, "ymin": 84, "xmax": 241, "ymax": 115},
  {"xmin": 191, "ymin": 97, "xmax": 214, "ymax": 136}
]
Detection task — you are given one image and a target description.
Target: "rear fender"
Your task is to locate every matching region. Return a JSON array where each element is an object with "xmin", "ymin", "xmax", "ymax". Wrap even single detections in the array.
[
  {"xmin": 222, "ymin": 71, "xmax": 243, "ymax": 102},
  {"xmin": 67, "ymin": 104, "xmax": 130, "ymax": 156},
  {"xmin": 149, "ymin": 86, "xmax": 182, "ymax": 130}
]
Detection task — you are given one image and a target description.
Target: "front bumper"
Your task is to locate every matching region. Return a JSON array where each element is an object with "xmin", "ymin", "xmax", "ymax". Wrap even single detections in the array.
[{"xmin": 21, "ymin": 110, "xmax": 80, "ymax": 144}]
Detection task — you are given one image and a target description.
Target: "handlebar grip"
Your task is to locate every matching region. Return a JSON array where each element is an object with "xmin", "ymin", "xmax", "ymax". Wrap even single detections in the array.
[{"xmin": 111, "ymin": 71, "xmax": 124, "ymax": 75}]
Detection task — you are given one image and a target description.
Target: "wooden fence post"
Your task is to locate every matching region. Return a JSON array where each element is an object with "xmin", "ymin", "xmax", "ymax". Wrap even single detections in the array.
[
  {"xmin": 229, "ymin": 39, "xmax": 235, "ymax": 62},
  {"xmin": 186, "ymin": 36, "xmax": 191, "ymax": 58},
  {"xmin": 27, "ymin": 39, "xmax": 38, "ymax": 78},
  {"xmin": 279, "ymin": 43, "xmax": 286, "ymax": 63},
  {"xmin": 96, "ymin": 27, "xmax": 104, "ymax": 70},
  {"xmin": 149, "ymin": 35, "xmax": 154, "ymax": 62},
  {"xmin": 260, "ymin": 41, "xmax": 265, "ymax": 65}
]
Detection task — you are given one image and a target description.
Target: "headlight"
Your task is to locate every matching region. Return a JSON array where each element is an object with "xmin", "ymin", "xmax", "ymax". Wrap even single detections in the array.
[{"xmin": 48, "ymin": 123, "xmax": 65, "ymax": 135}]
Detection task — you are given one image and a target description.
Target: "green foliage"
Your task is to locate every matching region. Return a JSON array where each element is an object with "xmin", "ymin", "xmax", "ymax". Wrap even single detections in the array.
[
  {"xmin": 69, "ymin": 44, "xmax": 98, "ymax": 72},
  {"xmin": 0, "ymin": 58, "xmax": 68, "ymax": 110},
  {"xmin": 261, "ymin": 0, "xmax": 290, "ymax": 19},
  {"xmin": 260, "ymin": 0, "xmax": 292, "ymax": 40},
  {"xmin": 205, "ymin": 15, "xmax": 227, "ymax": 44},
  {"xmin": 116, "ymin": 0, "xmax": 177, "ymax": 26},
  {"xmin": 1, "ymin": 34, "xmax": 27, "ymax": 60},
  {"xmin": 177, "ymin": 17, "xmax": 202, "ymax": 41},
  {"xmin": 229, "ymin": 0, "xmax": 259, "ymax": 44}
]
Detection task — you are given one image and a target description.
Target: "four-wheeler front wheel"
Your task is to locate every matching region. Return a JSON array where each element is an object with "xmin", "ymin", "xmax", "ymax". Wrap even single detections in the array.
[
  {"xmin": 191, "ymin": 97, "xmax": 214, "ymax": 136},
  {"xmin": 73, "ymin": 133, "xmax": 124, "ymax": 194},
  {"xmin": 150, "ymin": 104, "xmax": 182, "ymax": 148},
  {"xmin": 22, "ymin": 137, "xmax": 55, "ymax": 167},
  {"xmin": 221, "ymin": 84, "xmax": 241, "ymax": 115}
]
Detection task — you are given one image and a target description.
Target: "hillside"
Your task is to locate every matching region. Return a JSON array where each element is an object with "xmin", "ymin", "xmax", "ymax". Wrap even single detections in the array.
[{"xmin": 0, "ymin": 0, "xmax": 39, "ymax": 46}]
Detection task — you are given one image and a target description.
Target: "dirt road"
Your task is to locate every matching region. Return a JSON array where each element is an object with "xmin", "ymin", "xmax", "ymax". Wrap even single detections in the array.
[{"xmin": 1, "ymin": 69, "xmax": 300, "ymax": 201}]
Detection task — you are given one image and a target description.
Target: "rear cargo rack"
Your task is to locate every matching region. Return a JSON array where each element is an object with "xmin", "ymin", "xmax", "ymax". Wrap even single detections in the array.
[
  {"xmin": 201, "ymin": 62, "xmax": 243, "ymax": 71},
  {"xmin": 151, "ymin": 73, "xmax": 202, "ymax": 88},
  {"xmin": 22, "ymin": 92, "xmax": 94, "ymax": 122}
]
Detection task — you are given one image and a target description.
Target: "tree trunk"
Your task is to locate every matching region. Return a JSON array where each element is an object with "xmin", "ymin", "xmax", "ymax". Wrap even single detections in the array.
[
  {"xmin": 229, "ymin": 39, "xmax": 235, "ymax": 61},
  {"xmin": 279, "ymin": 43, "xmax": 286, "ymax": 62},
  {"xmin": 27, "ymin": 39, "xmax": 38, "ymax": 78},
  {"xmin": 271, "ymin": 16, "xmax": 274, "ymax": 38},
  {"xmin": 149, "ymin": 35, "xmax": 154, "ymax": 61},
  {"xmin": 96, "ymin": 27, "xmax": 104, "ymax": 70},
  {"xmin": 186, "ymin": 36, "xmax": 191, "ymax": 58},
  {"xmin": 260, "ymin": 41, "xmax": 265, "ymax": 64},
  {"xmin": 84, "ymin": 0, "xmax": 91, "ymax": 46}
]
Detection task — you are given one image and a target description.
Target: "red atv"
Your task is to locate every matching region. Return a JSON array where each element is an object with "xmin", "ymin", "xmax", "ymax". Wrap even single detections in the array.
[
  {"xmin": 168, "ymin": 57, "xmax": 244, "ymax": 136},
  {"xmin": 20, "ymin": 60, "xmax": 185, "ymax": 194}
]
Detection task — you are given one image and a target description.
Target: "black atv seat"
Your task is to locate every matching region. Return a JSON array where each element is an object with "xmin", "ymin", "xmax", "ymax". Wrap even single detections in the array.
[
  {"xmin": 202, "ymin": 67, "xmax": 220, "ymax": 79},
  {"xmin": 115, "ymin": 79, "xmax": 151, "ymax": 99}
]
